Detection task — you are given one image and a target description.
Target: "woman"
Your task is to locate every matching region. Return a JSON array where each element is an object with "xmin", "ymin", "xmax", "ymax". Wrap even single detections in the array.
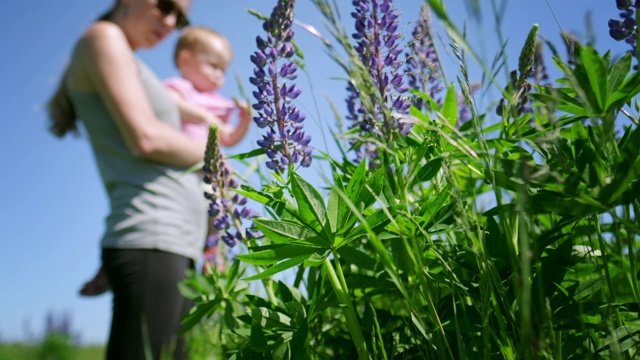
[{"xmin": 47, "ymin": 0, "xmax": 206, "ymax": 358}]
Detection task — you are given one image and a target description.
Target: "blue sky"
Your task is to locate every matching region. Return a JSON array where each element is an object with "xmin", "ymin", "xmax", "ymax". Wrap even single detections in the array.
[{"xmin": 0, "ymin": 0, "xmax": 622, "ymax": 345}]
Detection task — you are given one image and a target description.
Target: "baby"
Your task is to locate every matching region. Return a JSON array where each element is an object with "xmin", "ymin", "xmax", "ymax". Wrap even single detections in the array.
[
  {"xmin": 165, "ymin": 26, "xmax": 250, "ymax": 147},
  {"xmin": 80, "ymin": 26, "xmax": 250, "ymax": 296}
]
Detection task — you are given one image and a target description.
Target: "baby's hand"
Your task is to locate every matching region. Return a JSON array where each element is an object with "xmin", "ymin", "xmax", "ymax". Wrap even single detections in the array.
[
  {"xmin": 234, "ymin": 98, "xmax": 251, "ymax": 124},
  {"xmin": 238, "ymin": 106, "xmax": 251, "ymax": 125},
  {"xmin": 233, "ymin": 97, "xmax": 250, "ymax": 111}
]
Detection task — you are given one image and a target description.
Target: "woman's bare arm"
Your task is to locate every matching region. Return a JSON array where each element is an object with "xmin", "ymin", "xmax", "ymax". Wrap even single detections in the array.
[{"xmin": 69, "ymin": 22, "xmax": 205, "ymax": 167}]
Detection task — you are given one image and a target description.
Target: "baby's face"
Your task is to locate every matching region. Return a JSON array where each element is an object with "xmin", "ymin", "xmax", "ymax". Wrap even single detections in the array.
[{"xmin": 180, "ymin": 38, "xmax": 231, "ymax": 92}]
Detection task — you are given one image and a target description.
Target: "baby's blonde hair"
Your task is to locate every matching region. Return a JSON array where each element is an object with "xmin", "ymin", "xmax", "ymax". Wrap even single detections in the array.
[{"xmin": 173, "ymin": 26, "xmax": 233, "ymax": 69}]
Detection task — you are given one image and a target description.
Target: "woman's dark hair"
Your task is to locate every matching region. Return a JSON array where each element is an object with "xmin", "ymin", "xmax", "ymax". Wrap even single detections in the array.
[
  {"xmin": 47, "ymin": 76, "xmax": 78, "ymax": 138},
  {"xmin": 47, "ymin": 5, "xmax": 117, "ymax": 138}
]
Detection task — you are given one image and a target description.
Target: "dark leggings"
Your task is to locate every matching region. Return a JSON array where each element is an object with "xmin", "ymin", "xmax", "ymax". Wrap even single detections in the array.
[{"xmin": 102, "ymin": 249, "xmax": 193, "ymax": 360}]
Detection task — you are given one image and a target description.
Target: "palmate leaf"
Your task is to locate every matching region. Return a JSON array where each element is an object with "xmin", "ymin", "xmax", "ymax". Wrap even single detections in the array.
[
  {"xmin": 579, "ymin": 46, "xmax": 607, "ymax": 112},
  {"xmin": 413, "ymin": 158, "xmax": 442, "ymax": 186},
  {"xmin": 180, "ymin": 298, "xmax": 222, "ymax": 333},
  {"xmin": 236, "ymin": 185, "xmax": 300, "ymax": 221},
  {"xmin": 291, "ymin": 172, "xmax": 327, "ymax": 234},
  {"xmin": 242, "ymin": 256, "xmax": 309, "ymax": 281},
  {"xmin": 484, "ymin": 215, "xmax": 512, "ymax": 274},
  {"xmin": 552, "ymin": 54, "xmax": 600, "ymax": 117},
  {"xmin": 596, "ymin": 323, "xmax": 640, "ymax": 355},
  {"xmin": 338, "ymin": 158, "xmax": 366, "ymax": 231},
  {"xmin": 249, "ymin": 307, "xmax": 293, "ymax": 329},
  {"xmin": 607, "ymin": 52, "xmax": 632, "ymax": 96},
  {"xmin": 327, "ymin": 185, "xmax": 340, "ymax": 233},
  {"xmin": 252, "ymin": 218, "xmax": 328, "ymax": 247},
  {"xmin": 339, "ymin": 206, "xmax": 394, "ymax": 247},
  {"xmin": 442, "ymin": 83, "xmax": 458, "ymax": 127},
  {"xmin": 599, "ymin": 126, "xmax": 640, "ymax": 204},
  {"xmin": 289, "ymin": 320, "xmax": 309, "ymax": 360},
  {"xmin": 529, "ymin": 87, "xmax": 588, "ymax": 117},
  {"xmin": 344, "ymin": 158, "xmax": 367, "ymax": 206},
  {"xmin": 236, "ymin": 243, "xmax": 323, "ymax": 266}
]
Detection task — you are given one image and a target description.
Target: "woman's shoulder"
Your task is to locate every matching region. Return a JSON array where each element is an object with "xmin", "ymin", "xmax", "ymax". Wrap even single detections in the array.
[
  {"xmin": 78, "ymin": 21, "xmax": 128, "ymax": 51},
  {"xmin": 67, "ymin": 21, "xmax": 134, "ymax": 91}
]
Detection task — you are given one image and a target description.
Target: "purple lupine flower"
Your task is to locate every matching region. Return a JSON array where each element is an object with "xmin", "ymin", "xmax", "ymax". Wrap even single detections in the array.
[
  {"xmin": 346, "ymin": 0, "xmax": 411, "ymax": 162},
  {"xmin": 405, "ymin": 4, "xmax": 476, "ymax": 126},
  {"xmin": 203, "ymin": 125, "xmax": 257, "ymax": 249},
  {"xmin": 608, "ymin": 0, "xmax": 638, "ymax": 67},
  {"xmin": 496, "ymin": 25, "xmax": 539, "ymax": 118},
  {"xmin": 250, "ymin": 0, "xmax": 312, "ymax": 173},
  {"xmin": 45, "ymin": 310, "xmax": 72, "ymax": 336},
  {"xmin": 405, "ymin": 4, "xmax": 444, "ymax": 110},
  {"xmin": 560, "ymin": 31, "xmax": 580, "ymax": 66},
  {"xmin": 531, "ymin": 41, "xmax": 550, "ymax": 85}
]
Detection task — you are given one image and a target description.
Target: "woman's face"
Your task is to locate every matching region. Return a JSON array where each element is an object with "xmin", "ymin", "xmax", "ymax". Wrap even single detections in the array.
[{"xmin": 124, "ymin": 0, "xmax": 191, "ymax": 49}]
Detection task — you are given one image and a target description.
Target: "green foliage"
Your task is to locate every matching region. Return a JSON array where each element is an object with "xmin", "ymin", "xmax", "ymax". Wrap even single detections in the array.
[
  {"xmin": 0, "ymin": 342, "xmax": 103, "ymax": 360},
  {"xmin": 180, "ymin": 1, "xmax": 640, "ymax": 359}
]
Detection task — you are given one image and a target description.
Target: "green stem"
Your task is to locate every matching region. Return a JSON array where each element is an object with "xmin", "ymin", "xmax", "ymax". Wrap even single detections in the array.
[
  {"xmin": 323, "ymin": 256, "xmax": 368, "ymax": 360},
  {"xmin": 516, "ymin": 213, "xmax": 532, "ymax": 358},
  {"xmin": 629, "ymin": 202, "xmax": 640, "ymax": 302},
  {"xmin": 246, "ymin": 237, "xmax": 278, "ymax": 304},
  {"xmin": 594, "ymin": 217, "xmax": 624, "ymax": 334}
]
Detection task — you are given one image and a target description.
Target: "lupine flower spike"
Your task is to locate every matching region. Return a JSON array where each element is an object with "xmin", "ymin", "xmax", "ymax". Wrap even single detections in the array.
[
  {"xmin": 496, "ymin": 24, "xmax": 539, "ymax": 118},
  {"xmin": 405, "ymin": 4, "xmax": 444, "ymax": 111},
  {"xmin": 405, "ymin": 4, "xmax": 476, "ymax": 125},
  {"xmin": 608, "ymin": 0, "xmax": 639, "ymax": 68},
  {"xmin": 250, "ymin": 0, "xmax": 312, "ymax": 173},
  {"xmin": 531, "ymin": 41, "xmax": 551, "ymax": 86},
  {"xmin": 202, "ymin": 125, "xmax": 257, "ymax": 257},
  {"xmin": 346, "ymin": 0, "xmax": 411, "ymax": 162}
]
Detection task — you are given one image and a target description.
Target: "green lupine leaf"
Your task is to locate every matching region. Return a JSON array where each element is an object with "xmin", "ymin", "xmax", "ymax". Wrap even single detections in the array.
[
  {"xmin": 180, "ymin": 298, "xmax": 222, "ymax": 333},
  {"xmin": 303, "ymin": 249, "xmax": 330, "ymax": 267},
  {"xmin": 249, "ymin": 307, "xmax": 292, "ymax": 329},
  {"xmin": 484, "ymin": 215, "xmax": 511, "ymax": 274},
  {"xmin": 243, "ymin": 256, "xmax": 309, "ymax": 281},
  {"xmin": 235, "ymin": 186, "xmax": 272, "ymax": 205},
  {"xmin": 249, "ymin": 323, "xmax": 269, "ymax": 351},
  {"xmin": 599, "ymin": 126, "xmax": 640, "ymax": 204},
  {"xmin": 595, "ymin": 324, "xmax": 640, "ymax": 354},
  {"xmin": 290, "ymin": 320, "xmax": 309, "ymax": 360},
  {"xmin": 337, "ymin": 246, "xmax": 378, "ymax": 271},
  {"xmin": 552, "ymin": 55, "xmax": 598, "ymax": 117},
  {"xmin": 358, "ymin": 166, "xmax": 385, "ymax": 209},
  {"xmin": 607, "ymin": 71, "xmax": 640, "ymax": 112},
  {"xmin": 291, "ymin": 172, "xmax": 327, "ymax": 233},
  {"xmin": 236, "ymin": 244, "xmax": 322, "ymax": 266},
  {"xmin": 608, "ymin": 52, "xmax": 632, "ymax": 96},
  {"xmin": 571, "ymin": 47, "xmax": 602, "ymax": 114},
  {"xmin": 341, "ymin": 207, "xmax": 394, "ymax": 246},
  {"xmin": 442, "ymin": 83, "xmax": 458, "ymax": 126},
  {"xmin": 345, "ymin": 158, "xmax": 367, "ymax": 202},
  {"xmin": 228, "ymin": 147, "xmax": 265, "ymax": 160},
  {"xmin": 580, "ymin": 46, "xmax": 607, "ymax": 111},
  {"xmin": 224, "ymin": 300, "xmax": 239, "ymax": 330},
  {"xmin": 530, "ymin": 87, "xmax": 588, "ymax": 116},
  {"xmin": 252, "ymin": 218, "xmax": 328, "ymax": 247},
  {"xmin": 326, "ymin": 186, "xmax": 339, "ymax": 233},
  {"xmin": 413, "ymin": 158, "xmax": 443, "ymax": 185}
]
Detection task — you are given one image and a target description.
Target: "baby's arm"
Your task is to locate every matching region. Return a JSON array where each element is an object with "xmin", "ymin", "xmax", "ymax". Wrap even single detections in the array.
[
  {"xmin": 168, "ymin": 89, "xmax": 233, "ymax": 132},
  {"xmin": 219, "ymin": 100, "xmax": 251, "ymax": 147}
]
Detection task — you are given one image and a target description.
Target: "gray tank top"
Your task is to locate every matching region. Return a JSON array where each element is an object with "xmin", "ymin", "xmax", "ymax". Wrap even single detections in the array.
[{"xmin": 67, "ymin": 56, "xmax": 207, "ymax": 261}]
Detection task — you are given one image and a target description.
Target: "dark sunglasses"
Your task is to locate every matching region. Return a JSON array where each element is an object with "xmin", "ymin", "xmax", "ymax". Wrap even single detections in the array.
[{"xmin": 156, "ymin": 0, "xmax": 190, "ymax": 29}]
